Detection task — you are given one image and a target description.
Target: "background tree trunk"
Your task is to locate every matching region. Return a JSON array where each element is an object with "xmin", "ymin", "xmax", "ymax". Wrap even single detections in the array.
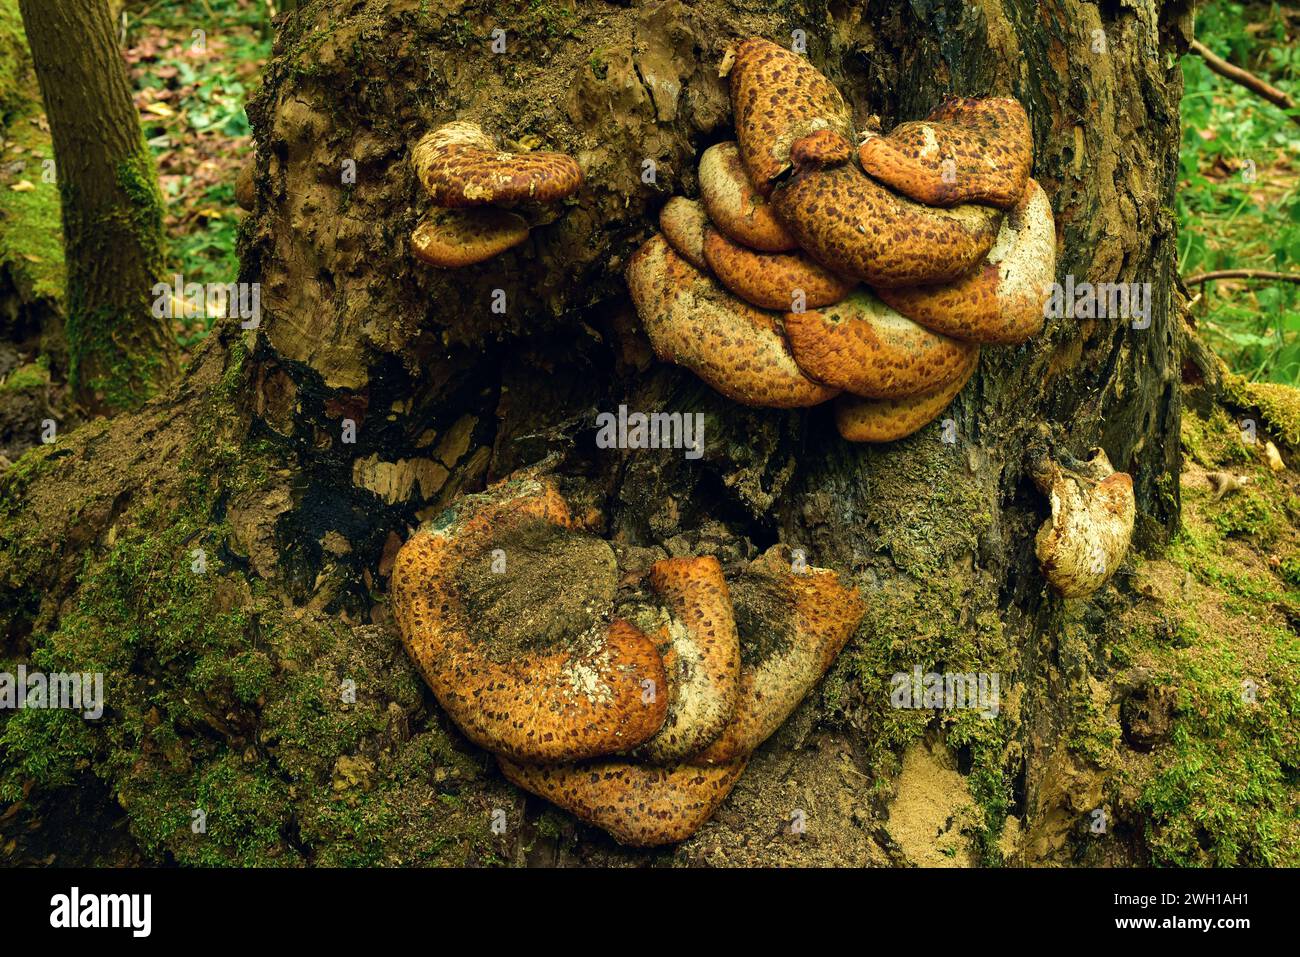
[
  {"xmin": 1, "ymin": 0, "xmax": 1203, "ymax": 867},
  {"xmin": 18, "ymin": 0, "xmax": 177, "ymax": 413}
]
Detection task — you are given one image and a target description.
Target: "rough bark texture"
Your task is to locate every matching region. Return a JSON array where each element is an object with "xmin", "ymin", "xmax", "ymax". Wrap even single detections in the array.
[
  {"xmin": 18, "ymin": 0, "xmax": 177, "ymax": 412},
  {"xmin": 1, "ymin": 0, "xmax": 1220, "ymax": 868}
]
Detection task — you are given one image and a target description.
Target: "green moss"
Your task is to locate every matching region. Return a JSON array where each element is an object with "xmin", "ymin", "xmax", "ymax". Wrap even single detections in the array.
[
  {"xmin": 1223, "ymin": 373, "xmax": 1300, "ymax": 450},
  {"xmin": 1212, "ymin": 488, "xmax": 1280, "ymax": 543},
  {"xmin": 1180, "ymin": 404, "xmax": 1252, "ymax": 468},
  {"xmin": 0, "ymin": 360, "xmax": 48, "ymax": 392}
]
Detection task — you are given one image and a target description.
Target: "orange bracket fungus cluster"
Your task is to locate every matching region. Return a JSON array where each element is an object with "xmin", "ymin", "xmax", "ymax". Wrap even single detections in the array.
[
  {"xmin": 408, "ymin": 120, "xmax": 583, "ymax": 268},
  {"xmin": 391, "ymin": 473, "xmax": 865, "ymax": 845},
  {"xmin": 628, "ymin": 38, "xmax": 1058, "ymax": 443}
]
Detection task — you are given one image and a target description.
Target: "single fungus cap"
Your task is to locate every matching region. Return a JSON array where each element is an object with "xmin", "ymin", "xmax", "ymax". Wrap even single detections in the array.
[
  {"xmin": 784, "ymin": 289, "xmax": 978, "ymax": 399},
  {"xmin": 771, "ymin": 163, "xmax": 1003, "ymax": 288},
  {"xmin": 729, "ymin": 38, "xmax": 855, "ymax": 196},
  {"xmin": 702, "ymin": 226, "xmax": 856, "ymax": 312},
  {"xmin": 875, "ymin": 178, "xmax": 1056, "ymax": 344},
  {"xmin": 658, "ymin": 197, "xmax": 711, "ymax": 272},
  {"xmin": 626, "ymin": 233, "xmax": 839, "ymax": 408},
  {"xmin": 389, "ymin": 478, "xmax": 668, "ymax": 762},
  {"xmin": 410, "ymin": 207, "xmax": 529, "ymax": 268},
  {"xmin": 625, "ymin": 556, "xmax": 742, "ymax": 765},
  {"xmin": 858, "ymin": 97, "xmax": 1033, "ymax": 209},
  {"xmin": 834, "ymin": 348, "xmax": 979, "ymax": 443},
  {"xmin": 789, "ymin": 128, "xmax": 853, "ymax": 168},
  {"xmin": 692, "ymin": 546, "xmax": 865, "ymax": 766},
  {"xmin": 698, "ymin": 141, "xmax": 798, "ymax": 252},
  {"xmin": 498, "ymin": 756, "xmax": 748, "ymax": 847},
  {"xmin": 411, "ymin": 120, "xmax": 583, "ymax": 208},
  {"xmin": 1033, "ymin": 449, "xmax": 1136, "ymax": 598}
]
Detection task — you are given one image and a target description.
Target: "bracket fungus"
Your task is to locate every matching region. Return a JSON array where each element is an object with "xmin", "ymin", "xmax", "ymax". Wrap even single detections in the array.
[
  {"xmin": 698, "ymin": 141, "xmax": 798, "ymax": 252},
  {"xmin": 857, "ymin": 97, "xmax": 1033, "ymax": 209},
  {"xmin": 626, "ymin": 233, "xmax": 839, "ymax": 408},
  {"xmin": 390, "ymin": 478, "xmax": 668, "ymax": 763},
  {"xmin": 625, "ymin": 39, "xmax": 1057, "ymax": 444},
  {"xmin": 390, "ymin": 472, "xmax": 866, "ymax": 845},
  {"xmin": 875, "ymin": 179, "xmax": 1056, "ymax": 344},
  {"xmin": 702, "ymin": 226, "xmax": 855, "ymax": 311},
  {"xmin": 729, "ymin": 38, "xmax": 855, "ymax": 195},
  {"xmin": 1032, "ymin": 448, "xmax": 1136, "ymax": 599},
  {"xmin": 408, "ymin": 120, "xmax": 582, "ymax": 269}
]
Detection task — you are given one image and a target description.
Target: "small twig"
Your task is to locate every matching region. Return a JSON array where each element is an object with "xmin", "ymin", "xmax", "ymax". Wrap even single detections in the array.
[
  {"xmin": 1189, "ymin": 39, "xmax": 1300, "ymax": 125},
  {"xmin": 1183, "ymin": 269, "xmax": 1300, "ymax": 286}
]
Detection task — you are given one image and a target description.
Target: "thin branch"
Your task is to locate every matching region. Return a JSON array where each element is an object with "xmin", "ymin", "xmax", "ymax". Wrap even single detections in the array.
[
  {"xmin": 1184, "ymin": 269, "xmax": 1300, "ymax": 286},
  {"xmin": 1189, "ymin": 39, "xmax": 1300, "ymax": 124}
]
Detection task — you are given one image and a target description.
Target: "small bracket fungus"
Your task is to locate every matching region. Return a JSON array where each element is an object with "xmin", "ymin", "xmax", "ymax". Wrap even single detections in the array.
[
  {"xmin": 783, "ymin": 289, "xmax": 978, "ymax": 399},
  {"xmin": 770, "ymin": 163, "xmax": 1004, "ymax": 288},
  {"xmin": 833, "ymin": 348, "xmax": 979, "ymax": 443},
  {"xmin": 698, "ymin": 141, "xmax": 798, "ymax": 252},
  {"xmin": 692, "ymin": 546, "xmax": 865, "ymax": 766},
  {"xmin": 876, "ymin": 179, "xmax": 1056, "ymax": 344},
  {"xmin": 729, "ymin": 38, "xmax": 855, "ymax": 195},
  {"xmin": 497, "ymin": 756, "xmax": 748, "ymax": 848},
  {"xmin": 858, "ymin": 97, "xmax": 1033, "ymax": 209},
  {"xmin": 789, "ymin": 128, "xmax": 854, "ymax": 169},
  {"xmin": 658, "ymin": 196, "xmax": 711, "ymax": 271},
  {"xmin": 626, "ymin": 234, "xmax": 839, "ymax": 408},
  {"xmin": 390, "ymin": 478, "xmax": 668, "ymax": 762},
  {"xmin": 1032, "ymin": 448, "xmax": 1136, "ymax": 598},
  {"xmin": 702, "ymin": 226, "xmax": 855, "ymax": 311},
  {"xmin": 411, "ymin": 120, "xmax": 583, "ymax": 208},
  {"xmin": 410, "ymin": 207, "xmax": 529, "ymax": 268}
]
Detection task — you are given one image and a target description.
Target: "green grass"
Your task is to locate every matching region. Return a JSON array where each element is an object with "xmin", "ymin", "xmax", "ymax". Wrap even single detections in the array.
[{"xmin": 1179, "ymin": 2, "xmax": 1300, "ymax": 384}]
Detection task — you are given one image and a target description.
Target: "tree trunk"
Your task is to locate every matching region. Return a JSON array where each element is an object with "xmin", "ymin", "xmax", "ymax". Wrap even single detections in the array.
[
  {"xmin": 1, "ymin": 0, "xmax": 1203, "ymax": 866},
  {"xmin": 18, "ymin": 0, "xmax": 176, "ymax": 413}
]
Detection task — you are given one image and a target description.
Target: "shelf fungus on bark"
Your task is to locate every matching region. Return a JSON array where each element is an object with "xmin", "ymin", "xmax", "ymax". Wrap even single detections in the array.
[
  {"xmin": 783, "ymin": 289, "xmax": 978, "ymax": 399},
  {"xmin": 834, "ymin": 348, "xmax": 979, "ymax": 443},
  {"xmin": 1031, "ymin": 448, "xmax": 1136, "ymax": 598},
  {"xmin": 497, "ymin": 756, "xmax": 749, "ymax": 848},
  {"xmin": 857, "ymin": 97, "xmax": 1033, "ymax": 210},
  {"xmin": 658, "ymin": 197, "xmax": 711, "ymax": 271},
  {"xmin": 389, "ymin": 478, "xmax": 668, "ymax": 763},
  {"xmin": 698, "ymin": 141, "xmax": 798, "ymax": 252},
  {"xmin": 876, "ymin": 179, "xmax": 1056, "ymax": 344},
  {"xmin": 626, "ymin": 233, "xmax": 839, "ymax": 408},
  {"xmin": 411, "ymin": 120, "xmax": 583, "ymax": 208},
  {"xmin": 622, "ymin": 557, "xmax": 742, "ymax": 765},
  {"xmin": 692, "ymin": 546, "xmax": 866, "ymax": 766},
  {"xmin": 702, "ymin": 226, "xmax": 855, "ymax": 311},
  {"xmin": 770, "ymin": 162, "xmax": 1004, "ymax": 288},
  {"xmin": 410, "ymin": 207, "xmax": 530, "ymax": 268},
  {"xmin": 729, "ymin": 38, "xmax": 855, "ymax": 196}
]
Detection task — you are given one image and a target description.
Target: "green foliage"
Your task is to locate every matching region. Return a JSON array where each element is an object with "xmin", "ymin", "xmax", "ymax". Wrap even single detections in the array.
[{"xmin": 1179, "ymin": 2, "xmax": 1300, "ymax": 384}]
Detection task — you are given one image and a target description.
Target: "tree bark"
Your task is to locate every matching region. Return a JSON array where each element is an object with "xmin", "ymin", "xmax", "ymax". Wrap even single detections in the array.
[
  {"xmin": 0, "ymin": 0, "xmax": 1202, "ymax": 866},
  {"xmin": 18, "ymin": 0, "xmax": 177, "ymax": 412}
]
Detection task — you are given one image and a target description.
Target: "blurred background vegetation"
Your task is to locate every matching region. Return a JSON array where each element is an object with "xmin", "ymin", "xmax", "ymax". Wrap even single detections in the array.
[{"xmin": 1, "ymin": 0, "xmax": 1298, "ymax": 368}]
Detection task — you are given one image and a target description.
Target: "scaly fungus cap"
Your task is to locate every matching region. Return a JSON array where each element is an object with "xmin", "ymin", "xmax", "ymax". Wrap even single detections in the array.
[
  {"xmin": 411, "ymin": 120, "xmax": 583, "ymax": 208},
  {"xmin": 770, "ymin": 163, "xmax": 1004, "ymax": 288},
  {"xmin": 875, "ymin": 179, "xmax": 1055, "ymax": 343},
  {"xmin": 624, "ymin": 556, "xmax": 741, "ymax": 765},
  {"xmin": 858, "ymin": 97, "xmax": 1033, "ymax": 209},
  {"xmin": 658, "ymin": 197, "xmax": 711, "ymax": 271},
  {"xmin": 729, "ymin": 39, "xmax": 855, "ymax": 196},
  {"xmin": 702, "ymin": 226, "xmax": 856, "ymax": 312},
  {"xmin": 692, "ymin": 546, "xmax": 865, "ymax": 766},
  {"xmin": 834, "ymin": 348, "xmax": 979, "ymax": 443},
  {"xmin": 498, "ymin": 756, "xmax": 748, "ymax": 847},
  {"xmin": 390, "ymin": 478, "xmax": 668, "ymax": 763},
  {"xmin": 783, "ymin": 289, "xmax": 977, "ymax": 399},
  {"xmin": 1032, "ymin": 448, "xmax": 1136, "ymax": 598},
  {"xmin": 698, "ymin": 141, "xmax": 798, "ymax": 252},
  {"xmin": 626, "ymin": 233, "xmax": 840, "ymax": 408},
  {"xmin": 410, "ymin": 207, "xmax": 530, "ymax": 269}
]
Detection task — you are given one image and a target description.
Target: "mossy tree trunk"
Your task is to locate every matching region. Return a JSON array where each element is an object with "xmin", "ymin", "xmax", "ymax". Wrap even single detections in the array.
[
  {"xmin": 1, "ymin": 0, "xmax": 1200, "ymax": 867},
  {"xmin": 18, "ymin": 0, "xmax": 177, "ymax": 413}
]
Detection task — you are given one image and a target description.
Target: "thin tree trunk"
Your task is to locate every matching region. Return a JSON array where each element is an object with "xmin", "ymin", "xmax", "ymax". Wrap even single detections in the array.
[{"xmin": 18, "ymin": 0, "xmax": 177, "ymax": 412}]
